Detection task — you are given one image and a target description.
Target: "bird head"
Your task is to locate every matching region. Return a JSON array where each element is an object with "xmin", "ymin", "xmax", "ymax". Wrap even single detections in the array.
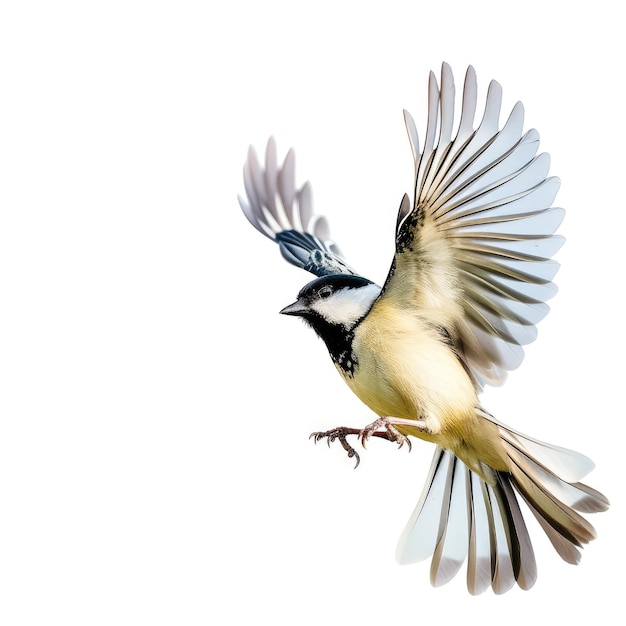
[{"xmin": 280, "ymin": 274, "xmax": 380, "ymax": 336}]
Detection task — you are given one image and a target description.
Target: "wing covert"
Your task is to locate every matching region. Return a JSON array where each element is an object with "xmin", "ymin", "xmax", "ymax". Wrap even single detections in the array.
[{"xmin": 238, "ymin": 137, "xmax": 356, "ymax": 277}]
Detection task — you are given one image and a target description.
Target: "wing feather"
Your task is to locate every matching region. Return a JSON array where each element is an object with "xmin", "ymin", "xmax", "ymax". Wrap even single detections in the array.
[
  {"xmin": 238, "ymin": 137, "xmax": 357, "ymax": 277},
  {"xmin": 378, "ymin": 64, "xmax": 563, "ymax": 386}
]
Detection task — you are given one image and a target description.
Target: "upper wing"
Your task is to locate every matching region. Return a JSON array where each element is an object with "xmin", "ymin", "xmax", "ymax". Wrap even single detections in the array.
[
  {"xmin": 377, "ymin": 64, "xmax": 564, "ymax": 388},
  {"xmin": 238, "ymin": 137, "xmax": 357, "ymax": 277}
]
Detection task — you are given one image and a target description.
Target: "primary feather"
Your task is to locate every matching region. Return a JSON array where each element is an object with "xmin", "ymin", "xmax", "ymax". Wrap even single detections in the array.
[
  {"xmin": 384, "ymin": 64, "xmax": 564, "ymax": 388},
  {"xmin": 238, "ymin": 137, "xmax": 357, "ymax": 277}
]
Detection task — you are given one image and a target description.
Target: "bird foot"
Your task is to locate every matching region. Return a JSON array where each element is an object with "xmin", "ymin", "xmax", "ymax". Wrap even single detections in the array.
[
  {"xmin": 310, "ymin": 427, "xmax": 362, "ymax": 468},
  {"xmin": 310, "ymin": 418, "xmax": 412, "ymax": 469},
  {"xmin": 359, "ymin": 417, "xmax": 413, "ymax": 452}
]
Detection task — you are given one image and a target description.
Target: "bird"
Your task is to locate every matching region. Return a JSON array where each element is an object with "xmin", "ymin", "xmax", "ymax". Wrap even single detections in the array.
[{"xmin": 237, "ymin": 63, "xmax": 609, "ymax": 595}]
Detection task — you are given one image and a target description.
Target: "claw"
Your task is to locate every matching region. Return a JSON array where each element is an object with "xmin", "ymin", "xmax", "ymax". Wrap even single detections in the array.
[
  {"xmin": 310, "ymin": 419, "xmax": 413, "ymax": 468},
  {"xmin": 387, "ymin": 424, "xmax": 412, "ymax": 452},
  {"xmin": 347, "ymin": 447, "xmax": 360, "ymax": 470},
  {"xmin": 310, "ymin": 427, "xmax": 362, "ymax": 468},
  {"xmin": 358, "ymin": 417, "xmax": 386, "ymax": 449}
]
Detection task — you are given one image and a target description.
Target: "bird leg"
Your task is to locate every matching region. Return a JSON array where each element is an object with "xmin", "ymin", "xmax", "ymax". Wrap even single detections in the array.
[
  {"xmin": 310, "ymin": 417, "xmax": 418, "ymax": 468},
  {"xmin": 359, "ymin": 416, "xmax": 416, "ymax": 451}
]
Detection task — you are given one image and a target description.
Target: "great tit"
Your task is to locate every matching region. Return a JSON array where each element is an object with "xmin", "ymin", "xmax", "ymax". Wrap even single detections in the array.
[{"xmin": 237, "ymin": 64, "xmax": 608, "ymax": 594}]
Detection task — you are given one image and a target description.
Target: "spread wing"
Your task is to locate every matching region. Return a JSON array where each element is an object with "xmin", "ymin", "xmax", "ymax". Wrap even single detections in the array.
[
  {"xmin": 238, "ymin": 137, "xmax": 357, "ymax": 277},
  {"xmin": 378, "ymin": 64, "xmax": 564, "ymax": 388}
]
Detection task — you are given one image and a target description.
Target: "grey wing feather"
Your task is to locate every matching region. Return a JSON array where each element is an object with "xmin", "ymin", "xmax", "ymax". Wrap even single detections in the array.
[
  {"xmin": 238, "ymin": 137, "xmax": 357, "ymax": 278},
  {"xmin": 391, "ymin": 64, "xmax": 565, "ymax": 387}
]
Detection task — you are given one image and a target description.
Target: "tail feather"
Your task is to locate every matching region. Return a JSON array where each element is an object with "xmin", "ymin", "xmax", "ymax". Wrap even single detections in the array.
[
  {"xmin": 506, "ymin": 442, "xmax": 608, "ymax": 513},
  {"xmin": 396, "ymin": 420, "xmax": 608, "ymax": 593},
  {"xmin": 507, "ymin": 448, "xmax": 597, "ymax": 546},
  {"xmin": 430, "ymin": 456, "xmax": 469, "ymax": 586},
  {"xmin": 483, "ymin": 412, "xmax": 597, "ymax": 482},
  {"xmin": 397, "ymin": 449, "xmax": 538, "ymax": 594},
  {"xmin": 522, "ymin": 494, "xmax": 583, "ymax": 565},
  {"xmin": 396, "ymin": 447, "xmax": 448, "ymax": 564},
  {"xmin": 485, "ymin": 479, "xmax": 516, "ymax": 594},
  {"xmin": 494, "ymin": 473, "xmax": 537, "ymax": 590},
  {"xmin": 466, "ymin": 470, "xmax": 493, "ymax": 594}
]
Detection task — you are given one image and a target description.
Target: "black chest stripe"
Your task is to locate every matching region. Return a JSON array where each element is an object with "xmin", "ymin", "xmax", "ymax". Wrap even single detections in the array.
[
  {"xmin": 306, "ymin": 315, "xmax": 359, "ymax": 377},
  {"xmin": 326, "ymin": 326, "xmax": 358, "ymax": 377}
]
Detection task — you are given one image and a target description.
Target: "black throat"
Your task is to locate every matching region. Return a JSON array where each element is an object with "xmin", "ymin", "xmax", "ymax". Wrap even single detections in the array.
[{"xmin": 304, "ymin": 316, "xmax": 358, "ymax": 377}]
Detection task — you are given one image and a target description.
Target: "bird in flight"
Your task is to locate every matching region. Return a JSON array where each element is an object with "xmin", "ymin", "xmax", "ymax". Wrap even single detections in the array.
[{"xmin": 237, "ymin": 63, "xmax": 608, "ymax": 594}]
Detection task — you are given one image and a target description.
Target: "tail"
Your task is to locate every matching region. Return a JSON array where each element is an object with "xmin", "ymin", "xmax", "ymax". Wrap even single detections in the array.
[{"xmin": 396, "ymin": 417, "xmax": 609, "ymax": 595}]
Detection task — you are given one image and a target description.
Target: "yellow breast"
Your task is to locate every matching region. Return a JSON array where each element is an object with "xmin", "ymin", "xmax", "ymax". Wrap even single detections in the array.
[{"xmin": 337, "ymin": 302, "xmax": 478, "ymax": 446}]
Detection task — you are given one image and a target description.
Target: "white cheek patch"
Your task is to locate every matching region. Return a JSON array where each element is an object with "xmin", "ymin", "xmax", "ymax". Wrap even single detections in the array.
[{"xmin": 312, "ymin": 284, "xmax": 380, "ymax": 326}]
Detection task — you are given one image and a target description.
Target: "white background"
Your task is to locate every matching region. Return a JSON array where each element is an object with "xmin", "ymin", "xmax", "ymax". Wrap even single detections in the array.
[{"xmin": 1, "ymin": 1, "xmax": 623, "ymax": 624}]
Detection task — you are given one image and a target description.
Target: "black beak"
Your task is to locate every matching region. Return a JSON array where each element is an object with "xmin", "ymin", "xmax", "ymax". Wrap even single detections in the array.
[{"xmin": 279, "ymin": 299, "xmax": 308, "ymax": 316}]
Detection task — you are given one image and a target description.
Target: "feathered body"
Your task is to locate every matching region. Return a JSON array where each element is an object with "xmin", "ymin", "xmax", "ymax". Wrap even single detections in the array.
[
  {"xmin": 347, "ymin": 305, "xmax": 481, "ymax": 452},
  {"xmin": 238, "ymin": 64, "xmax": 608, "ymax": 594}
]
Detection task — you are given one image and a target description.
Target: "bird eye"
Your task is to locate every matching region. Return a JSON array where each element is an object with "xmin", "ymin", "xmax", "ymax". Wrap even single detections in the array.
[{"xmin": 318, "ymin": 285, "xmax": 333, "ymax": 299}]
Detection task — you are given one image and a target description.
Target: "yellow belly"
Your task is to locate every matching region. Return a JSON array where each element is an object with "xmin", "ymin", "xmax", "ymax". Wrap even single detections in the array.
[{"xmin": 338, "ymin": 307, "xmax": 480, "ymax": 450}]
